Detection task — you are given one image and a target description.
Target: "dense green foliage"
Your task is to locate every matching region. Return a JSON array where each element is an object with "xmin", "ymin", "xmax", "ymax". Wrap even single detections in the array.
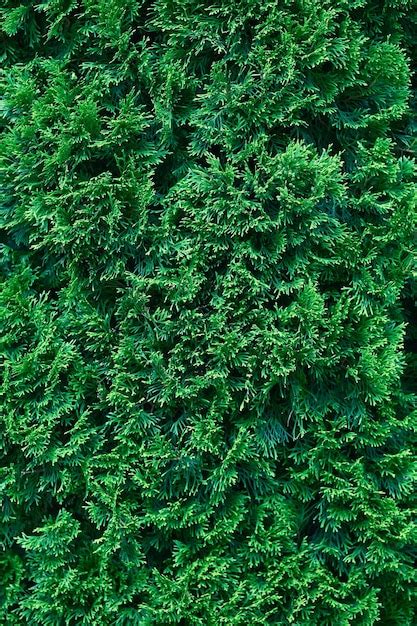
[{"xmin": 1, "ymin": 0, "xmax": 416, "ymax": 624}]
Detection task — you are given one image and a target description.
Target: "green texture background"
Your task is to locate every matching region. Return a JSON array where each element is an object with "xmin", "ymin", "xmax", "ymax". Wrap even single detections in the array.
[{"xmin": 1, "ymin": 0, "xmax": 416, "ymax": 624}]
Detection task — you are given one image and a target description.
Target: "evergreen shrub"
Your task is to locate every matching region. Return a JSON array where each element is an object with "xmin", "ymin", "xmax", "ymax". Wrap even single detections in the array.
[{"xmin": 1, "ymin": 0, "xmax": 416, "ymax": 624}]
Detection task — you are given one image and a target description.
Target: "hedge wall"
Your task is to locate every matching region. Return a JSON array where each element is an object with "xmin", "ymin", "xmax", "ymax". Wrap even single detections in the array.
[{"xmin": 1, "ymin": 0, "xmax": 416, "ymax": 624}]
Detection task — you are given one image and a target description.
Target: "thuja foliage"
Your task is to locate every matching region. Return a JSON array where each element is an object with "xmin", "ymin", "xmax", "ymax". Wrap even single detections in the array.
[{"xmin": 1, "ymin": 0, "xmax": 416, "ymax": 624}]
